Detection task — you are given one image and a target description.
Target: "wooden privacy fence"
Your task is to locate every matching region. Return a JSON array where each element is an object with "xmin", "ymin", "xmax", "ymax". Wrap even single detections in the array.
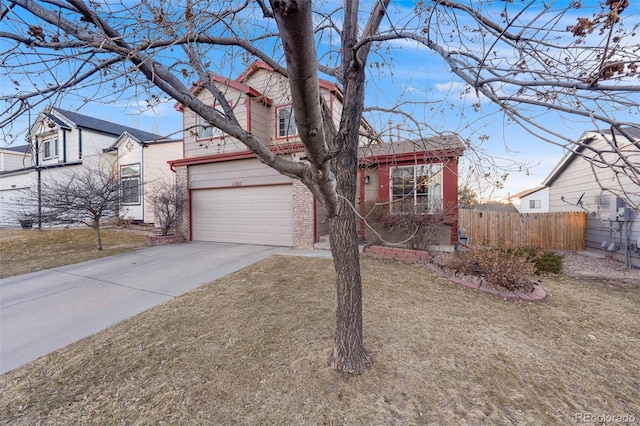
[{"xmin": 459, "ymin": 210, "xmax": 586, "ymax": 250}]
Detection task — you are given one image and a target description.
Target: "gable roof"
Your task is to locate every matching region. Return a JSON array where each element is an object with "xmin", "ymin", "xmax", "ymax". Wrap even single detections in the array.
[
  {"xmin": 107, "ymin": 131, "xmax": 181, "ymax": 151},
  {"xmin": 45, "ymin": 108, "xmax": 165, "ymax": 142},
  {"xmin": 542, "ymin": 126, "xmax": 640, "ymax": 187},
  {"xmin": 511, "ymin": 186, "xmax": 546, "ymax": 199},
  {"xmin": 358, "ymin": 136, "xmax": 465, "ymax": 165},
  {"xmin": 237, "ymin": 60, "xmax": 342, "ymax": 95},
  {"xmin": 175, "ymin": 60, "xmax": 343, "ymax": 112}
]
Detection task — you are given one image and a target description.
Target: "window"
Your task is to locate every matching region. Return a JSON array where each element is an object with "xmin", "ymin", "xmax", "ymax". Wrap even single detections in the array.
[
  {"xmin": 197, "ymin": 107, "xmax": 225, "ymax": 139},
  {"xmin": 43, "ymin": 137, "xmax": 58, "ymax": 160},
  {"xmin": 529, "ymin": 199, "xmax": 541, "ymax": 209},
  {"xmin": 120, "ymin": 163, "xmax": 141, "ymax": 205},
  {"xmin": 277, "ymin": 106, "xmax": 297, "ymax": 138},
  {"xmin": 390, "ymin": 164, "xmax": 443, "ymax": 214}
]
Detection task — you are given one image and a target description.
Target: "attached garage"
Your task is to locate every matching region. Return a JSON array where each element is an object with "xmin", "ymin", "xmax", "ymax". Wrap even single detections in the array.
[
  {"xmin": 188, "ymin": 156, "xmax": 297, "ymax": 246},
  {"xmin": 173, "ymin": 154, "xmax": 316, "ymax": 249},
  {"xmin": 0, "ymin": 169, "xmax": 34, "ymax": 226}
]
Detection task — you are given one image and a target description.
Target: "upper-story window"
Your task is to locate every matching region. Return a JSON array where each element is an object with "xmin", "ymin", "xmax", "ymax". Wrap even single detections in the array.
[
  {"xmin": 390, "ymin": 164, "xmax": 443, "ymax": 214},
  {"xmin": 43, "ymin": 137, "xmax": 58, "ymax": 160},
  {"xmin": 529, "ymin": 199, "xmax": 541, "ymax": 209},
  {"xmin": 277, "ymin": 106, "xmax": 297, "ymax": 138},
  {"xmin": 197, "ymin": 106, "xmax": 226, "ymax": 140}
]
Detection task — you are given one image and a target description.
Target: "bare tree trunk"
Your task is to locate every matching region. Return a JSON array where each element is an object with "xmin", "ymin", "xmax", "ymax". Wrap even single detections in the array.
[
  {"xmin": 328, "ymin": 137, "xmax": 371, "ymax": 374},
  {"xmin": 93, "ymin": 221, "xmax": 103, "ymax": 251},
  {"xmin": 324, "ymin": 0, "xmax": 386, "ymax": 373},
  {"xmin": 268, "ymin": 0, "xmax": 371, "ymax": 374}
]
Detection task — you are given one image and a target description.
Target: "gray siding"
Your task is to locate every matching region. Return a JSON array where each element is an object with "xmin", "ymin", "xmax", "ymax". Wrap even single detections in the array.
[{"xmin": 548, "ymin": 136, "xmax": 640, "ymax": 267}]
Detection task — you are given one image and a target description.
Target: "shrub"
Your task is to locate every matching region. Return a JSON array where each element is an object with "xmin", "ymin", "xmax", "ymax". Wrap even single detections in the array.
[
  {"xmin": 508, "ymin": 247, "xmax": 563, "ymax": 274},
  {"xmin": 441, "ymin": 247, "xmax": 561, "ymax": 291},
  {"xmin": 441, "ymin": 248, "xmax": 536, "ymax": 292},
  {"xmin": 146, "ymin": 179, "xmax": 188, "ymax": 236},
  {"xmin": 442, "ymin": 251, "xmax": 483, "ymax": 277},
  {"xmin": 474, "ymin": 248, "xmax": 536, "ymax": 292},
  {"xmin": 532, "ymin": 250, "xmax": 563, "ymax": 274}
]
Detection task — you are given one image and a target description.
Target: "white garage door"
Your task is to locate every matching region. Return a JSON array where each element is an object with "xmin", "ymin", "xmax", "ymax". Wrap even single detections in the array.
[
  {"xmin": 191, "ymin": 184, "xmax": 293, "ymax": 246},
  {"xmin": 0, "ymin": 189, "xmax": 26, "ymax": 226}
]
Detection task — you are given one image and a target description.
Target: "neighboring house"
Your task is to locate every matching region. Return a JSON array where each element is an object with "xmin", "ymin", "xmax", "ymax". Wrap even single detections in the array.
[
  {"xmin": 0, "ymin": 145, "xmax": 31, "ymax": 172},
  {"xmin": 541, "ymin": 128, "xmax": 640, "ymax": 267},
  {"xmin": 105, "ymin": 132, "xmax": 182, "ymax": 224},
  {"xmin": 170, "ymin": 61, "xmax": 465, "ymax": 248},
  {"xmin": 0, "ymin": 106, "xmax": 181, "ymax": 226},
  {"xmin": 471, "ymin": 201, "xmax": 519, "ymax": 213},
  {"xmin": 511, "ymin": 186, "xmax": 550, "ymax": 213},
  {"xmin": 0, "ymin": 145, "xmax": 33, "ymax": 223}
]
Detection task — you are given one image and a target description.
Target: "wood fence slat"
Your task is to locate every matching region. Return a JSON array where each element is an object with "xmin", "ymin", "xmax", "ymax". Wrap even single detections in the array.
[{"xmin": 458, "ymin": 210, "xmax": 586, "ymax": 250}]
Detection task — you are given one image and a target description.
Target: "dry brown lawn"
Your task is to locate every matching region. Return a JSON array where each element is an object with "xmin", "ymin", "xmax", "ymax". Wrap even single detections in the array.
[
  {"xmin": 1, "ymin": 254, "xmax": 638, "ymax": 425},
  {"xmin": 0, "ymin": 228, "xmax": 150, "ymax": 279}
]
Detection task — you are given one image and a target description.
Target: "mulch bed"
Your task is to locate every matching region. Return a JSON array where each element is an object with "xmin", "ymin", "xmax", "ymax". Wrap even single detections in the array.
[{"xmin": 364, "ymin": 245, "xmax": 546, "ymax": 302}]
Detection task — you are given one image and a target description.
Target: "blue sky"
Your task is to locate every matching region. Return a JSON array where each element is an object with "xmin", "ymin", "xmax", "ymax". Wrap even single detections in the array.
[{"xmin": 1, "ymin": 0, "xmax": 639, "ymax": 201}]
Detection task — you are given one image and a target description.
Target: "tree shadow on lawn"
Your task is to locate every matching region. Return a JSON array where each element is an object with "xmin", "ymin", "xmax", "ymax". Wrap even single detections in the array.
[{"xmin": 1, "ymin": 256, "xmax": 638, "ymax": 425}]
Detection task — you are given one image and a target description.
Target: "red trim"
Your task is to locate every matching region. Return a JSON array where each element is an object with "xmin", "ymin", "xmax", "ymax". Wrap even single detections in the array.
[
  {"xmin": 236, "ymin": 60, "xmax": 272, "ymax": 82},
  {"xmin": 358, "ymin": 168, "xmax": 366, "ymax": 237},
  {"xmin": 177, "ymin": 60, "xmax": 343, "ymax": 111},
  {"xmin": 274, "ymin": 104, "xmax": 299, "ymax": 141},
  {"xmin": 187, "ymin": 75, "xmax": 272, "ymax": 106},
  {"xmin": 377, "ymin": 158, "xmax": 460, "ymax": 244},
  {"xmin": 174, "ymin": 65, "xmax": 273, "ymax": 111},
  {"xmin": 168, "ymin": 143, "xmax": 305, "ymax": 167},
  {"xmin": 313, "ymin": 198, "xmax": 318, "ymax": 243},
  {"xmin": 188, "ymin": 189, "xmax": 193, "ymax": 241},
  {"xmin": 319, "ymin": 80, "xmax": 340, "ymax": 94},
  {"xmin": 195, "ymin": 101, "xmax": 235, "ymax": 144},
  {"xmin": 238, "ymin": 60, "xmax": 341, "ymax": 96},
  {"xmin": 442, "ymin": 157, "xmax": 460, "ymax": 244},
  {"xmin": 359, "ymin": 148, "xmax": 464, "ymax": 166}
]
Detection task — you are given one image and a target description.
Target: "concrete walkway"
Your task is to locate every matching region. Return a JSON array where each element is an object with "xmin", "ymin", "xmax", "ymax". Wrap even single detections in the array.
[{"xmin": 0, "ymin": 242, "xmax": 331, "ymax": 375}]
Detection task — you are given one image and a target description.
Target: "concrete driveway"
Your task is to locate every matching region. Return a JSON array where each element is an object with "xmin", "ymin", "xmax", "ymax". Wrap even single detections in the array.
[{"xmin": 0, "ymin": 242, "xmax": 329, "ymax": 375}]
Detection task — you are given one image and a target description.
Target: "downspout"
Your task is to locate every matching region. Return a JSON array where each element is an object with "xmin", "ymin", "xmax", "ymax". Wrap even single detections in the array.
[
  {"xmin": 37, "ymin": 167, "xmax": 42, "ymax": 229},
  {"xmin": 78, "ymin": 128, "xmax": 83, "ymax": 159},
  {"xmin": 625, "ymin": 219, "xmax": 631, "ymax": 268},
  {"xmin": 34, "ymin": 135, "xmax": 42, "ymax": 229},
  {"xmin": 62, "ymin": 129, "xmax": 67, "ymax": 163},
  {"xmin": 141, "ymin": 143, "xmax": 145, "ymax": 223},
  {"xmin": 116, "ymin": 147, "xmax": 121, "ymax": 221}
]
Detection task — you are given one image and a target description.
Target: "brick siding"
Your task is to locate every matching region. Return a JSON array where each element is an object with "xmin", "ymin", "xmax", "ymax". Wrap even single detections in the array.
[{"xmin": 292, "ymin": 180, "xmax": 315, "ymax": 249}]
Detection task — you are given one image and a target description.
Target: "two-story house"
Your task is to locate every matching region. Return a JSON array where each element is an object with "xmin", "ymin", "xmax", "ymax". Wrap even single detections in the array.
[
  {"xmin": 0, "ymin": 107, "xmax": 181, "ymax": 226},
  {"xmin": 170, "ymin": 61, "xmax": 465, "ymax": 248}
]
